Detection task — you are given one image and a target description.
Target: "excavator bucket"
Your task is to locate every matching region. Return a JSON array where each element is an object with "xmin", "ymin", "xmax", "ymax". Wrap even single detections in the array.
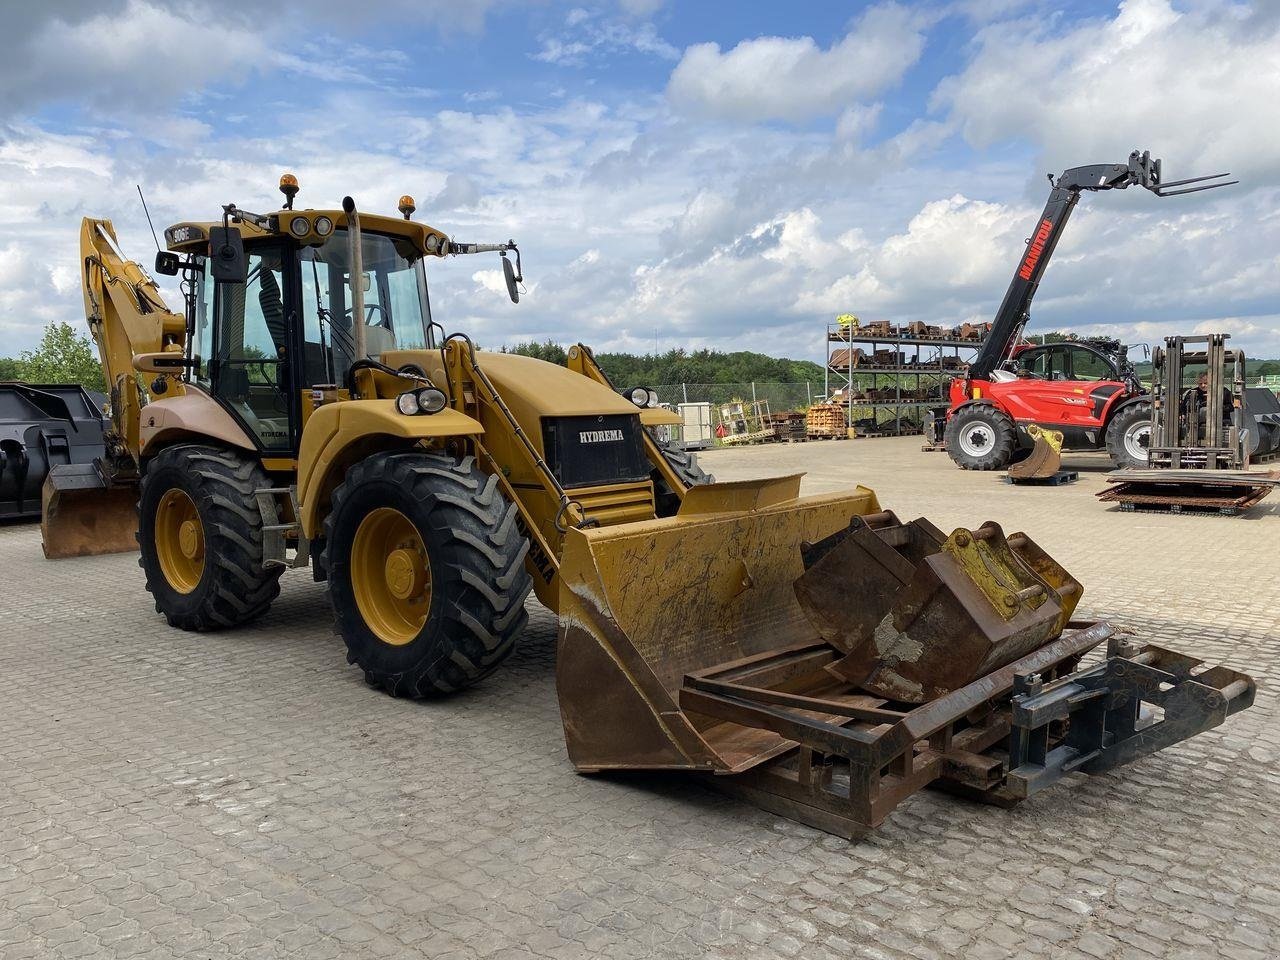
[
  {"xmin": 555, "ymin": 480, "xmax": 1254, "ymax": 839},
  {"xmin": 1008, "ymin": 423, "xmax": 1063, "ymax": 480},
  {"xmin": 41, "ymin": 463, "xmax": 138, "ymax": 559}
]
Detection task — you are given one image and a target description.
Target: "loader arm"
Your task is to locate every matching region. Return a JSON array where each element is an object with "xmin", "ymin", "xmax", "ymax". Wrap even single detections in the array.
[
  {"xmin": 80, "ymin": 218, "xmax": 189, "ymax": 466},
  {"xmin": 969, "ymin": 151, "xmax": 1234, "ymax": 380}
]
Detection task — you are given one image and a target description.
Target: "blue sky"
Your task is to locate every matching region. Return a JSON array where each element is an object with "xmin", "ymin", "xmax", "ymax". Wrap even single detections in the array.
[{"xmin": 2, "ymin": 0, "xmax": 1278, "ymax": 361}]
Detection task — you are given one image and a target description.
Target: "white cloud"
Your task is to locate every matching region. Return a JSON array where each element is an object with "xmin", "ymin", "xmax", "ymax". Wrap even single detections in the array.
[
  {"xmin": 0, "ymin": 0, "xmax": 501, "ymax": 117},
  {"xmin": 934, "ymin": 0, "xmax": 1280, "ymax": 186},
  {"xmin": 667, "ymin": 4, "xmax": 926, "ymax": 122},
  {"xmin": 533, "ymin": 9, "xmax": 678, "ymax": 67},
  {"xmin": 3, "ymin": 0, "xmax": 1280, "ymax": 367}
]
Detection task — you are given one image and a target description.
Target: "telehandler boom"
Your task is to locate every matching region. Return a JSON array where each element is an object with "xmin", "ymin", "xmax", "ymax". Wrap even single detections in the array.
[{"xmin": 44, "ymin": 174, "xmax": 1254, "ymax": 838}]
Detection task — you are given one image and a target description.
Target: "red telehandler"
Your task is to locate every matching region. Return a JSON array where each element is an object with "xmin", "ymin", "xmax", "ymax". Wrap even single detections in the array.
[{"xmin": 943, "ymin": 150, "xmax": 1235, "ymax": 473}]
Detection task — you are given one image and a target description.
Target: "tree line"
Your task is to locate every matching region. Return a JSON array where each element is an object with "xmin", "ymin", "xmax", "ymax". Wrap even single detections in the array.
[
  {"xmin": 500, "ymin": 339, "xmax": 827, "ymax": 387},
  {"xmin": 4, "ymin": 324, "xmax": 1279, "ymax": 396}
]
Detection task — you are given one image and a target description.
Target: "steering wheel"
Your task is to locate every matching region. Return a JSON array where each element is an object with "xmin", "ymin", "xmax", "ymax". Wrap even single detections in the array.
[{"xmin": 345, "ymin": 303, "xmax": 387, "ymax": 325}]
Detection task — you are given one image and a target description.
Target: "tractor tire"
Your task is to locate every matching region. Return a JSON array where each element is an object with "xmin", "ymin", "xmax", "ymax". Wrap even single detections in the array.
[
  {"xmin": 944, "ymin": 405, "xmax": 1016, "ymax": 471},
  {"xmin": 138, "ymin": 445, "xmax": 282, "ymax": 630},
  {"xmin": 651, "ymin": 436, "xmax": 714, "ymax": 517},
  {"xmin": 1106, "ymin": 401, "xmax": 1153, "ymax": 469},
  {"xmin": 323, "ymin": 451, "xmax": 532, "ymax": 697}
]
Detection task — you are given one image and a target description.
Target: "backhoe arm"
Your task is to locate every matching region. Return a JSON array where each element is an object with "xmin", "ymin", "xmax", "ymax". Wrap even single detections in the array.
[
  {"xmin": 80, "ymin": 218, "xmax": 188, "ymax": 465},
  {"xmin": 968, "ymin": 150, "xmax": 1235, "ymax": 380}
]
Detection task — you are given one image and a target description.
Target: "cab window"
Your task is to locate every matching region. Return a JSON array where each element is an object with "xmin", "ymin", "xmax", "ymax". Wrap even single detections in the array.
[
  {"xmin": 1016, "ymin": 346, "xmax": 1069, "ymax": 381},
  {"xmin": 1068, "ymin": 347, "xmax": 1114, "ymax": 382}
]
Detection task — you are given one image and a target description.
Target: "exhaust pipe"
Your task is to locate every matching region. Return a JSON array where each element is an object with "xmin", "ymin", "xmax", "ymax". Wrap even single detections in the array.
[{"xmin": 342, "ymin": 196, "xmax": 367, "ymax": 360}]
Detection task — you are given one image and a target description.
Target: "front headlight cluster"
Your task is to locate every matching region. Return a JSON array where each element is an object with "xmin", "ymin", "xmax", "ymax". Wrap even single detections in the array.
[
  {"xmin": 625, "ymin": 386, "xmax": 659, "ymax": 408},
  {"xmin": 287, "ymin": 215, "xmax": 335, "ymax": 239},
  {"xmin": 396, "ymin": 387, "xmax": 448, "ymax": 415}
]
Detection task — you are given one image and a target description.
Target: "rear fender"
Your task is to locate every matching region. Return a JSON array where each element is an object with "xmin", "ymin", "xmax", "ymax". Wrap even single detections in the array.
[{"xmin": 297, "ymin": 400, "xmax": 483, "ymax": 539}]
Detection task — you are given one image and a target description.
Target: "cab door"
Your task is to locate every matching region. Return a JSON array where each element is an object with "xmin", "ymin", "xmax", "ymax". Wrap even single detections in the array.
[{"xmin": 207, "ymin": 242, "xmax": 298, "ymax": 451}]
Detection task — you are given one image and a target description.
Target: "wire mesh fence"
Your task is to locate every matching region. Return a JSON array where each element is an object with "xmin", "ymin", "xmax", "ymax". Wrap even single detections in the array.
[
  {"xmin": 651, "ymin": 381, "xmax": 942, "ymax": 441},
  {"xmin": 652, "ymin": 382, "xmax": 817, "ymax": 412}
]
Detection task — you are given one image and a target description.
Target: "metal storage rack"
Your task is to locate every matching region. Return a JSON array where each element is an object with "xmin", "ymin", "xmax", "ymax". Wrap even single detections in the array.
[{"xmin": 824, "ymin": 321, "xmax": 985, "ymax": 436}]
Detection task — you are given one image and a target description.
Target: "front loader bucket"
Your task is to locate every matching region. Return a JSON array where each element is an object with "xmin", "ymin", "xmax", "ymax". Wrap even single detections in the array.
[
  {"xmin": 555, "ymin": 479, "xmax": 1253, "ymax": 839},
  {"xmin": 41, "ymin": 463, "xmax": 138, "ymax": 559},
  {"xmin": 556, "ymin": 475, "xmax": 883, "ymax": 772}
]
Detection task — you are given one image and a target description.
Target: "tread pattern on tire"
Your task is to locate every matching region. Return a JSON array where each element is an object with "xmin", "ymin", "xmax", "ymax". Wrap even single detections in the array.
[
  {"xmin": 138, "ymin": 445, "xmax": 282, "ymax": 631},
  {"xmin": 944, "ymin": 405, "xmax": 1017, "ymax": 471},
  {"xmin": 1105, "ymin": 400, "xmax": 1153, "ymax": 469},
  {"xmin": 323, "ymin": 451, "xmax": 532, "ymax": 697}
]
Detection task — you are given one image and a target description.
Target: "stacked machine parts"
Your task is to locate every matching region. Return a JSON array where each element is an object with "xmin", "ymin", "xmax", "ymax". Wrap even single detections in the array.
[
  {"xmin": 39, "ymin": 174, "xmax": 1254, "ymax": 838},
  {"xmin": 829, "ymin": 317, "xmax": 983, "ymax": 437}
]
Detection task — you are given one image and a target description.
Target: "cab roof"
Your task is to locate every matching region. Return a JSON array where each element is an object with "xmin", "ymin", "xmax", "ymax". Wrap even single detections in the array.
[{"xmin": 163, "ymin": 208, "xmax": 451, "ymax": 259}]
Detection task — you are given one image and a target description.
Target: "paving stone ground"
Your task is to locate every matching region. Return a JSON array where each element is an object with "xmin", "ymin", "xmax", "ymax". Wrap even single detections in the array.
[{"xmin": 2, "ymin": 437, "xmax": 1277, "ymax": 959}]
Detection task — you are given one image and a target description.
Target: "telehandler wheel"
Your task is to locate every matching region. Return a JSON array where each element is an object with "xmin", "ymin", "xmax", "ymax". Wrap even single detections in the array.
[
  {"xmin": 1105, "ymin": 401, "xmax": 1153, "ymax": 469},
  {"xmin": 323, "ymin": 452, "xmax": 533, "ymax": 697},
  {"xmin": 945, "ymin": 405, "xmax": 1016, "ymax": 470},
  {"xmin": 138, "ymin": 445, "xmax": 283, "ymax": 630},
  {"xmin": 651, "ymin": 437, "xmax": 714, "ymax": 517}
]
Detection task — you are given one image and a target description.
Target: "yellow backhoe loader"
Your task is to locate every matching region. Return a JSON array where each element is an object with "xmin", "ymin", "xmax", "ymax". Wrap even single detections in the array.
[{"xmin": 44, "ymin": 175, "xmax": 1254, "ymax": 838}]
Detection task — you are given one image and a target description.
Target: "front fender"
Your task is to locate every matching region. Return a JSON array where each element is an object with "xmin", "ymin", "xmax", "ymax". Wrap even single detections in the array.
[{"xmin": 297, "ymin": 399, "xmax": 483, "ymax": 538}]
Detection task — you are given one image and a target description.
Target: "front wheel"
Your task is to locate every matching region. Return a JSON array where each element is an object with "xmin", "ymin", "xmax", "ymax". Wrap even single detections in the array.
[
  {"xmin": 323, "ymin": 452, "xmax": 532, "ymax": 697},
  {"xmin": 1106, "ymin": 401, "xmax": 1153, "ymax": 469},
  {"xmin": 944, "ymin": 406, "xmax": 1016, "ymax": 470},
  {"xmin": 138, "ymin": 445, "xmax": 282, "ymax": 630}
]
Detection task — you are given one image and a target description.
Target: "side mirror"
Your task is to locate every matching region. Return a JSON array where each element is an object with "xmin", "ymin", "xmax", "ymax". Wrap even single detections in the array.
[
  {"xmin": 154, "ymin": 251, "xmax": 181, "ymax": 276},
  {"xmin": 209, "ymin": 227, "xmax": 247, "ymax": 283},
  {"xmin": 502, "ymin": 253, "xmax": 520, "ymax": 304}
]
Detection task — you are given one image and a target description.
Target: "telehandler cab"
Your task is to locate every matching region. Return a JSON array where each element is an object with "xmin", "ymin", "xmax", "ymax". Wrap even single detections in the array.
[{"xmin": 43, "ymin": 175, "xmax": 1254, "ymax": 839}]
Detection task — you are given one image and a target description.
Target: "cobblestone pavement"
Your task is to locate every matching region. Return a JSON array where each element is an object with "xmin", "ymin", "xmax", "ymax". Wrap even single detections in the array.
[{"xmin": 2, "ymin": 438, "xmax": 1277, "ymax": 959}]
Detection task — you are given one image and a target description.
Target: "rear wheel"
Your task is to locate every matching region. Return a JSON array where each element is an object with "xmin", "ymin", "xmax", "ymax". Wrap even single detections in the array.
[
  {"xmin": 1106, "ymin": 401, "xmax": 1153, "ymax": 469},
  {"xmin": 323, "ymin": 451, "xmax": 532, "ymax": 697},
  {"xmin": 944, "ymin": 406, "xmax": 1016, "ymax": 470},
  {"xmin": 650, "ymin": 436, "xmax": 714, "ymax": 517},
  {"xmin": 138, "ymin": 445, "xmax": 282, "ymax": 630}
]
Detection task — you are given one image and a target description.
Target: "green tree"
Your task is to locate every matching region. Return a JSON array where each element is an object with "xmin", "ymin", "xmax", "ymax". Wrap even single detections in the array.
[
  {"xmin": 502, "ymin": 339, "xmax": 568, "ymax": 365},
  {"xmin": 6, "ymin": 322, "xmax": 106, "ymax": 392}
]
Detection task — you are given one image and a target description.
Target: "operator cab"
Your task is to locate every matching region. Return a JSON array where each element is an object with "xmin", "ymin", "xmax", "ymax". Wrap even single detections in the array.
[
  {"xmin": 183, "ymin": 226, "xmax": 435, "ymax": 452},
  {"xmin": 1005, "ymin": 341, "xmax": 1123, "ymax": 383},
  {"xmin": 160, "ymin": 175, "xmax": 521, "ymax": 455}
]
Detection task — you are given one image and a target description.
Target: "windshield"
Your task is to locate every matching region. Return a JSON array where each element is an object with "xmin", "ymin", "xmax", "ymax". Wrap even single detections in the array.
[{"xmin": 299, "ymin": 228, "xmax": 433, "ymax": 386}]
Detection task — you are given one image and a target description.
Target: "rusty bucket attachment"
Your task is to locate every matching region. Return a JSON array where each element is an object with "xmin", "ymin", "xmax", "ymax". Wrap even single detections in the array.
[
  {"xmin": 555, "ymin": 486, "xmax": 1254, "ymax": 839},
  {"xmin": 794, "ymin": 512, "xmax": 1082, "ymax": 703},
  {"xmin": 41, "ymin": 463, "xmax": 138, "ymax": 559},
  {"xmin": 1008, "ymin": 423, "xmax": 1063, "ymax": 480}
]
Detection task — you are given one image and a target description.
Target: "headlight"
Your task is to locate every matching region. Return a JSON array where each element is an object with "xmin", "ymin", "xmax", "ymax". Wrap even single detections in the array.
[
  {"xmin": 396, "ymin": 388, "xmax": 449, "ymax": 415},
  {"xmin": 416, "ymin": 387, "xmax": 447, "ymax": 414},
  {"xmin": 314, "ymin": 216, "xmax": 334, "ymax": 237},
  {"xmin": 645, "ymin": 390, "xmax": 659, "ymax": 408},
  {"xmin": 626, "ymin": 386, "xmax": 649, "ymax": 407},
  {"xmin": 289, "ymin": 216, "xmax": 310, "ymax": 238}
]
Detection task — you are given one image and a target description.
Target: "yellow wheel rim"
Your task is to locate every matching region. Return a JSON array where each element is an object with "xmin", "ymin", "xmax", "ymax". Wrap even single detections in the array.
[
  {"xmin": 155, "ymin": 488, "xmax": 205, "ymax": 594},
  {"xmin": 351, "ymin": 507, "xmax": 432, "ymax": 646}
]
